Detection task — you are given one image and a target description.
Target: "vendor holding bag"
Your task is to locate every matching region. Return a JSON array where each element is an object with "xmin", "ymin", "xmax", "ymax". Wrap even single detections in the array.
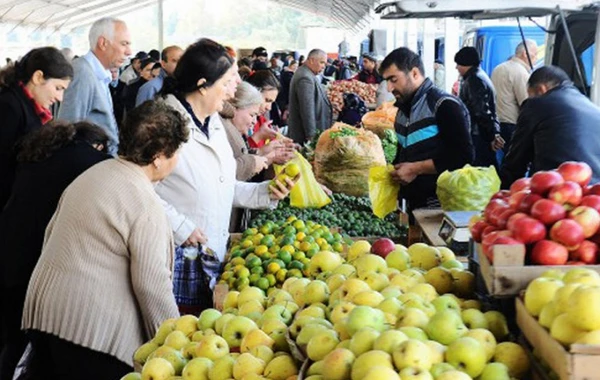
[
  {"xmin": 379, "ymin": 47, "xmax": 474, "ymax": 212},
  {"xmin": 156, "ymin": 39, "xmax": 297, "ymax": 314}
]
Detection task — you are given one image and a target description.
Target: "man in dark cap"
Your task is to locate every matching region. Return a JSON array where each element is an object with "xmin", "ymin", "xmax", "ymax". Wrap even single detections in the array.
[
  {"xmin": 354, "ymin": 52, "xmax": 383, "ymax": 84},
  {"xmin": 455, "ymin": 46, "xmax": 504, "ymax": 167},
  {"xmin": 119, "ymin": 51, "xmax": 147, "ymax": 85},
  {"xmin": 252, "ymin": 47, "xmax": 269, "ymax": 70}
]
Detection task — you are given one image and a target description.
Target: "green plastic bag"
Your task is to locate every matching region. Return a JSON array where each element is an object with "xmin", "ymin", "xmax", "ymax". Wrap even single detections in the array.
[
  {"xmin": 436, "ymin": 164, "xmax": 501, "ymax": 211},
  {"xmin": 368, "ymin": 165, "xmax": 400, "ymax": 218},
  {"xmin": 274, "ymin": 151, "xmax": 331, "ymax": 209}
]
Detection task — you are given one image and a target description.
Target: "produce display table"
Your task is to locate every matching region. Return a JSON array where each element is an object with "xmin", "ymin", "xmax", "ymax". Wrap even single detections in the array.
[{"xmin": 411, "ymin": 208, "xmax": 446, "ymax": 246}]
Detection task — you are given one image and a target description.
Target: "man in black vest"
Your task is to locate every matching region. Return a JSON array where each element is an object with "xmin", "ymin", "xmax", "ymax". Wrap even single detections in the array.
[{"xmin": 380, "ymin": 47, "xmax": 474, "ymax": 211}]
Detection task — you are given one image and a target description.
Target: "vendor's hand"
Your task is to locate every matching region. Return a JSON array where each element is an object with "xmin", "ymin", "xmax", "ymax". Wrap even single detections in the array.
[
  {"xmin": 253, "ymin": 155, "xmax": 269, "ymax": 174},
  {"xmin": 391, "ymin": 162, "xmax": 419, "ymax": 185},
  {"xmin": 319, "ymin": 183, "xmax": 333, "ymax": 196},
  {"xmin": 183, "ymin": 228, "xmax": 208, "ymax": 247},
  {"xmin": 491, "ymin": 134, "xmax": 505, "ymax": 152},
  {"xmin": 251, "ymin": 120, "xmax": 278, "ymax": 143},
  {"xmin": 269, "ymin": 175, "xmax": 300, "ymax": 200}
]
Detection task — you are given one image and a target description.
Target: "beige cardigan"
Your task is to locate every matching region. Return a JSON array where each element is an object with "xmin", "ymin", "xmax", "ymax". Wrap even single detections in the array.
[
  {"xmin": 220, "ymin": 101, "xmax": 258, "ymax": 181},
  {"xmin": 22, "ymin": 158, "xmax": 179, "ymax": 366}
]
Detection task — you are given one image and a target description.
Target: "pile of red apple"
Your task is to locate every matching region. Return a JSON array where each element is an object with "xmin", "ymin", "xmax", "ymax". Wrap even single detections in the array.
[{"xmin": 470, "ymin": 162, "xmax": 600, "ymax": 266}]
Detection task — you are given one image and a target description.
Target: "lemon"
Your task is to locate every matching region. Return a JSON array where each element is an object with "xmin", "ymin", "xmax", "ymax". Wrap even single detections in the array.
[
  {"xmin": 284, "ymin": 163, "xmax": 300, "ymax": 177},
  {"xmin": 267, "ymin": 262, "xmax": 281, "ymax": 274}
]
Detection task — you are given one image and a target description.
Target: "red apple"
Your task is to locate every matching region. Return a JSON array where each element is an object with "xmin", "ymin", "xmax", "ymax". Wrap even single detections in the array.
[
  {"xmin": 488, "ymin": 204, "xmax": 512, "ymax": 227},
  {"xmin": 506, "ymin": 212, "xmax": 529, "ymax": 231},
  {"xmin": 569, "ymin": 206, "xmax": 600, "ymax": 238},
  {"xmin": 569, "ymin": 240, "xmax": 599, "ymax": 264},
  {"xmin": 550, "ymin": 219, "xmax": 585, "ymax": 250},
  {"xmin": 482, "ymin": 225, "xmax": 498, "ymax": 239},
  {"xmin": 469, "ymin": 220, "xmax": 490, "ymax": 243},
  {"xmin": 509, "ymin": 217, "xmax": 547, "ymax": 244},
  {"xmin": 518, "ymin": 193, "xmax": 543, "ymax": 213},
  {"xmin": 557, "ymin": 161, "xmax": 593, "ymax": 187},
  {"xmin": 371, "ymin": 238, "xmax": 396, "ymax": 258},
  {"xmin": 548, "ymin": 181, "xmax": 583, "ymax": 207},
  {"xmin": 508, "ymin": 190, "xmax": 530, "ymax": 210},
  {"xmin": 588, "ymin": 184, "xmax": 600, "ymax": 196},
  {"xmin": 491, "ymin": 190, "xmax": 512, "ymax": 201},
  {"xmin": 510, "ymin": 177, "xmax": 531, "ymax": 193},
  {"xmin": 530, "ymin": 199, "xmax": 567, "ymax": 225},
  {"xmin": 580, "ymin": 195, "xmax": 600, "ymax": 213},
  {"xmin": 484, "ymin": 199, "xmax": 510, "ymax": 223},
  {"xmin": 530, "ymin": 171, "xmax": 565, "ymax": 195},
  {"xmin": 496, "ymin": 208, "xmax": 516, "ymax": 229},
  {"xmin": 531, "ymin": 240, "xmax": 569, "ymax": 265}
]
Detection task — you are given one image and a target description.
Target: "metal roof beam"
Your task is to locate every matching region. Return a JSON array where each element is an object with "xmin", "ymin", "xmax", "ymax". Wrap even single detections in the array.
[
  {"xmin": 43, "ymin": 0, "xmax": 144, "ymax": 26},
  {"xmin": 58, "ymin": 0, "xmax": 156, "ymax": 31}
]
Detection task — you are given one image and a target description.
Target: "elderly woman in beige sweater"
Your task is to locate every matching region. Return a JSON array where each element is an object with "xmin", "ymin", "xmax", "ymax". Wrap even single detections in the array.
[{"xmin": 21, "ymin": 101, "xmax": 188, "ymax": 379}]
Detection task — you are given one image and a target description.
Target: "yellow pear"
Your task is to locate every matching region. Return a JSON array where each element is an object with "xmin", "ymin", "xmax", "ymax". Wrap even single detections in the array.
[
  {"xmin": 141, "ymin": 358, "xmax": 175, "ymax": 380},
  {"xmin": 249, "ymin": 345, "xmax": 274, "ymax": 364},
  {"xmin": 134, "ymin": 341, "xmax": 159, "ymax": 364},
  {"xmin": 307, "ymin": 360, "xmax": 324, "ymax": 376},
  {"xmin": 363, "ymin": 366, "xmax": 400, "ymax": 380},
  {"xmin": 223, "ymin": 291, "xmax": 240, "ymax": 309},
  {"xmin": 175, "ymin": 315, "xmax": 199, "ymax": 337},
  {"xmin": 321, "ymin": 348, "xmax": 355, "ymax": 380},
  {"xmin": 307, "ymin": 330, "xmax": 340, "ymax": 361},
  {"xmin": 263, "ymin": 354, "xmax": 298, "ymax": 380},
  {"xmin": 352, "ymin": 290, "xmax": 385, "ymax": 307},
  {"xmin": 232, "ymin": 353, "xmax": 265, "ymax": 380},
  {"xmin": 351, "ymin": 350, "xmax": 393, "ymax": 380},
  {"xmin": 208, "ymin": 355, "xmax": 235, "ymax": 380},
  {"xmin": 240, "ymin": 329, "xmax": 275, "ymax": 352}
]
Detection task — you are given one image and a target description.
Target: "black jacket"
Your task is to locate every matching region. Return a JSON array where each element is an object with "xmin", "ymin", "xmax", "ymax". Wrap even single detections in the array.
[
  {"xmin": 459, "ymin": 67, "xmax": 500, "ymax": 142},
  {"xmin": 500, "ymin": 84, "xmax": 600, "ymax": 188},
  {"xmin": 0, "ymin": 142, "xmax": 110, "ymax": 288},
  {"xmin": 0, "ymin": 85, "xmax": 43, "ymax": 210}
]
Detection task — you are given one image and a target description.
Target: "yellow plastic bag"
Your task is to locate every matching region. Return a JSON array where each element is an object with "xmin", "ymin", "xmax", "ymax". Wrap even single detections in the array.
[
  {"xmin": 436, "ymin": 164, "xmax": 501, "ymax": 211},
  {"xmin": 274, "ymin": 151, "xmax": 331, "ymax": 209},
  {"xmin": 368, "ymin": 165, "xmax": 400, "ymax": 218}
]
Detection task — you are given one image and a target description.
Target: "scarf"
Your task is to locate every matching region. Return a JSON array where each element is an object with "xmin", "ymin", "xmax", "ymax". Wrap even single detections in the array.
[{"xmin": 19, "ymin": 81, "xmax": 52, "ymax": 125}]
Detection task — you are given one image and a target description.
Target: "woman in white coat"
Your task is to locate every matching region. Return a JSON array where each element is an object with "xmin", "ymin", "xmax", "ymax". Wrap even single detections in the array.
[{"xmin": 156, "ymin": 39, "xmax": 294, "ymax": 313}]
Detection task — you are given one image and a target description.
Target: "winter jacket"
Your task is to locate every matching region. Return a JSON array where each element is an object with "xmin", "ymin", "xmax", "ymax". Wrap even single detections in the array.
[{"xmin": 459, "ymin": 66, "xmax": 500, "ymax": 142}]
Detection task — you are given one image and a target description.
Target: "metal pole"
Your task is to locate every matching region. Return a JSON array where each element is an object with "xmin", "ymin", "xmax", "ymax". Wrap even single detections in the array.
[{"xmin": 158, "ymin": 0, "xmax": 164, "ymax": 50}]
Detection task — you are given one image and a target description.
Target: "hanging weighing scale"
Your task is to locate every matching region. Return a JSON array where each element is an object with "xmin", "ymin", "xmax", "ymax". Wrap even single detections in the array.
[{"xmin": 438, "ymin": 211, "xmax": 479, "ymax": 255}]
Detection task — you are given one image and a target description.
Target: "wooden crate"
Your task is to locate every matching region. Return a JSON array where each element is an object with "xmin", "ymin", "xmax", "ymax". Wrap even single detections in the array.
[
  {"xmin": 516, "ymin": 297, "xmax": 600, "ymax": 380},
  {"xmin": 476, "ymin": 243, "xmax": 600, "ymax": 296}
]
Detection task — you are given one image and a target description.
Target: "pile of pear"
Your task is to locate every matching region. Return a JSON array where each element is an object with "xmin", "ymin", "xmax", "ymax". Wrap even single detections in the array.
[{"xmin": 524, "ymin": 267, "xmax": 600, "ymax": 348}]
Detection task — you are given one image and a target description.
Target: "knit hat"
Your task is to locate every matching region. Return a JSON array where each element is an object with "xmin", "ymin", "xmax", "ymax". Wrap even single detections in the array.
[
  {"xmin": 454, "ymin": 47, "xmax": 480, "ymax": 66},
  {"xmin": 252, "ymin": 47, "xmax": 268, "ymax": 58}
]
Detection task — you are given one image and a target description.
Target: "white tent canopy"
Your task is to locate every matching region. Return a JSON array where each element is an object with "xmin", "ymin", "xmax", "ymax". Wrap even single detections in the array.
[{"xmin": 0, "ymin": 0, "xmax": 378, "ymax": 32}]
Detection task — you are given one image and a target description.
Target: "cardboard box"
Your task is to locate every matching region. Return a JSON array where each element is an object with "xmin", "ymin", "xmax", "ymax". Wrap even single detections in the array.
[
  {"xmin": 516, "ymin": 297, "xmax": 600, "ymax": 380},
  {"xmin": 476, "ymin": 243, "xmax": 600, "ymax": 296}
]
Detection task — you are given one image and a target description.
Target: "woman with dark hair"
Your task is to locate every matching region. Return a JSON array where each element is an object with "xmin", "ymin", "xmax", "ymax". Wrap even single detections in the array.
[
  {"xmin": 0, "ymin": 121, "xmax": 110, "ymax": 378},
  {"xmin": 0, "ymin": 46, "xmax": 73, "ymax": 209},
  {"xmin": 123, "ymin": 57, "xmax": 156, "ymax": 113},
  {"xmin": 156, "ymin": 38, "xmax": 296, "ymax": 314},
  {"xmin": 21, "ymin": 101, "xmax": 187, "ymax": 379},
  {"xmin": 245, "ymin": 70, "xmax": 283, "ymax": 147}
]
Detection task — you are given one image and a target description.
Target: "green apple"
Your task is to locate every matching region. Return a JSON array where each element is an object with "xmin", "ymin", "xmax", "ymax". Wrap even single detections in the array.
[
  {"xmin": 398, "ymin": 367, "xmax": 433, "ymax": 380},
  {"xmin": 346, "ymin": 305, "xmax": 387, "ymax": 336},
  {"xmin": 403, "ymin": 298, "xmax": 436, "ymax": 318},
  {"xmin": 238, "ymin": 299, "xmax": 265, "ymax": 317},
  {"xmin": 351, "ymin": 350, "xmax": 393, "ymax": 380},
  {"xmin": 303, "ymin": 280, "xmax": 330, "ymax": 306},
  {"xmin": 307, "ymin": 330, "xmax": 340, "ymax": 361},
  {"xmin": 429, "ymin": 362, "xmax": 455, "ymax": 378},
  {"xmin": 538, "ymin": 302, "xmax": 558, "ymax": 329},
  {"xmin": 354, "ymin": 254, "xmax": 388, "ymax": 278},
  {"xmin": 249, "ymin": 344, "xmax": 274, "ymax": 364},
  {"xmin": 441, "ymin": 259, "xmax": 464, "ymax": 270},
  {"xmin": 332, "ymin": 263, "xmax": 357, "ymax": 277},
  {"xmin": 269, "ymin": 328, "xmax": 290, "ymax": 353},
  {"xmin": 436, "ymin": 370, "xmax": 471, "ymax": 380},
  {"xmin": 153, "ymin": 318, "xmax": 177, "ymax": 345},
  {"xmin": 449, "ymin": 269, "xmax": 475, "ymax": 298},
  {"xmin": 214, "ymin": 314, "xmax": 235, "ymax": 335},
  {"xmin": 237, "ymin": 286, "xmax": 266, "ymax": 307},
  {"xmin": 363, "ymin": 271, "xmax": 390, "ymax": 291},
  {"xmin": 424, "ymin": 267, "xmax": 454, "ymax": 295},
  {"xmin": 377, "ymin": 297, "xmax": 404, "ymax": 316},
  {"xmin": 261, "ymin": 304, "xmax": 293, "ymax": 325},
  {"xmin": 541, "ymin": 268, "xmax": 565, "ymax": 280},
  {"xmin": 339, "ymin": 278, "xmax": 372, "ymax": 301},
  {"xmin": 175, "ymin": 315, "xmax": 199, "ymax": 337},
  {"xmin": 390, "ymin": 274, "xmax": 419, "ymax": 292},
  {"xmin": 296, "ymin": 323, "xmax": 331, "ymax": 346},
  {"xmin": 567, "ymin": 285, "xmax": 600, "ymax": 331},
  {"xmin": 465, "ymin": 328, "xmax": 496, "ymax": 361},
  {"xmin": 437, "ymin": 246, "xmax": 456, "ymax": 262},
  {"xmin": 208, "ymin": 355, "xmax": 235, "ymax": 380},
  {"xmin": 347, "ymin": 240, "xmax": 372, "ymax": 261},
  {"xmin": 461, "ymin": 309, "xmax": 489, "ymax": 329},
  {"xmin": 553, "ymin": 283, "xmax": 582, "ymax": 315},
  {"xmin": 484, "ymin": 311, "xmax": 509, "ymax": 342},
  {"xmin": 232, "ymin": 352, "xmax": 265, "ymax": 379},
  {"xmin": 524, "ymin": 277, "xmax": 564, "ymax": 317},
  {"xmin": 195, "ymin": 335, "xmax": 229, "ymax": 361},
  {"xmin": 380, "ymin": 286, "xmax": 403, "ymax": 299},
  {"xmin": 352, "ymin": 290, "xmax": 385, "ymax": 307},
  {"xmin": 397, "ymin": 307, "xmax": 430, "ymax": 329},
  {"xmin": 392, "ymin": 339, "xmax": 432, "ymax": 371},
  {"xmin": 221, "ymin": 316, "xmax": 258, "ymax": 349},
  {"xmin": 425, "ymin": 310, "xmax": 468, "ymax": 345},
  {"xmin": 363, "ymin": 366, "xmax": 400, "ymax": 380},
  {"xmin": 551, "ymin": 313, "xmax": 588, "ymax": 346},
  {"xmin": 134, "ymin": 341, "xmax": 159, "ymax": 364},
  {"xmin": 120, "ymin": 373, "xmax": 142, "ymax": 380},
  {"xmin": 493, "ymin": 342, "xmax": 530, "ymax": 378},
  {"xmin": 198, "ymin": 309, "xmax": 222, "ymax": 331},
  {"xmin": 479, "ymin": 362, "xmax": 510, "ymax": 380},
  {"xmin": 408, "ymin": 243, "xmax": 441, "ymax": 270},
  {"xmin": 326, "ymin": 274, "xmax": 347, "ymax": 293},
  {"xmin": 182, "ymin": 342, "xmax": 198, "ymax": 360},
  {"xmin": 401, "ymin": 269, "xmax": 426, "ymax": 284},
  {"xmin": 164, "ymin": 330, "xmax": 191, "ymax": 350},
  {"xmin": 398, "ymin": 327, "xmax": 428, "ymax": 341},
  {"xmin": 321, "ymin": 348, "xmax": 355, "ymax": 380},
  {"xmin": 425, "ymin": 340, "xmax": 446, "ymax": 364},
  {"xmin": 431, "ymin": 295, "xmax": 461, "ymax": 314},
  {"xmin": 563, "ymin": 268, "xmax": 600, "ymax": 286},
  {"xmin": 373, "ymin": 329, "xmax": 408, "ymax": 353},
  {"xmin": 148, "ymin": 345, "xmax": 187, "ymax": 375},
  {"xmin": 308, "ymin": 251, "xmax": 344, "ymax": 277},
  {"xmin": 296, "ymin": 305, "xmax": 326, "ymax": 319},
  {"xmin": 408, "ymin": 283, "xmax": 438, "ymax": 302},
  {"xmin": 141, "ymin": 357, "xmax": 175, "ymax": 380},
  {"xmin": 182, "ymin": 357, "xmax": 213, "ymax": 380},
  {"xmin": 266, "ymin": 289, "xmax": 293, "ymax": 307},
  {"xmin": 330, "ymin": 301, "xmax": 356, "ymax": 324},
  {"xmin": 445, "ymin": 337, "xmax": 486, "ymax": 377},
  {"xmin": 348, "ymin": 326, "xmax": 380, "ymax": 356},
  {"xmin": 386, "ymin": 248, "xmax": 411, "ymax": 271}
]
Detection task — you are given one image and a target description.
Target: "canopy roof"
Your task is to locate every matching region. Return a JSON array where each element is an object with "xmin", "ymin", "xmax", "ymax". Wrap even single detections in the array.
[{"xmin": 0, "ymin": 0, "xmax": 377, "ymax": 32}]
